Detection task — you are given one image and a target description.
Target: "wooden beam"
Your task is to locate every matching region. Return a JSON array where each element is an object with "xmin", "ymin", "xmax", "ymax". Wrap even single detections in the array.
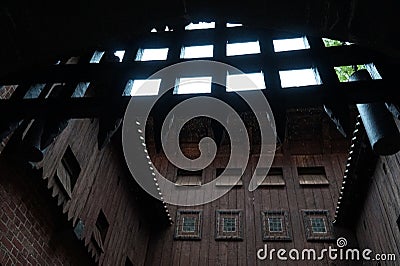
[
  {"xmin": 0, "ymin": 45, "xmax": 382, "ymax": 85},
  {"xmin": 0, "ymin": 79, "xmax": 398, "ymax": 121}
]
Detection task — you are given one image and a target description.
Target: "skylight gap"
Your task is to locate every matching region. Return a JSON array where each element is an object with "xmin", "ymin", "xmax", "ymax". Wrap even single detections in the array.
[
  {"xmin": 180, "ymin": 45, "xmax": 214, "ymax": 59},
  {"xmin": 185, "ymin": 22, "xmax": 215, "ymax": 30},
  {"xmin": 124, "ymin": 79, "xmax": 162, "ymax": 96},
  {"xmin": 279, "ymin": 68, "xmax": 321, "ymax": 88},
  {"xmin": 226, "ymin": 40, "xmax": 261, "ymax": 56},
  {"xmin": 174, "ymin": 76, "xmax": 212, "ymax": 94},
  {"xmin": 273, "ymin": 37, "xmax": 309, "ymax": 52},
  {"xmin": 136, "ymin": 48, "xmax": 169, "ymax": 61}
]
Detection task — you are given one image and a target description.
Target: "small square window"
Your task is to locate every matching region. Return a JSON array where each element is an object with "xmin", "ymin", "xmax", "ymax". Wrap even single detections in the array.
[
  {"xmin": 135, "ymin": 48, "xmax": 169, "ymax": 61},
  {"xmin": 216, "ymin": 210, "xmax": 243, "ymax": 240},
  {"xmin": 226, "ymin": 41, "xmax": 260, "ymax": 56},
  {"xmin": 279, "ymin": 68, "xmax": 321, "ymax": 88},
  {"xmin": 262, "ymin": 210, "xmax": 291, "ymax": 241},
  {"xmin": 126, "ymin": 79, "xmax": 161, "ymax": 96},
  {"xmin": 226, "ymin": 72, "xmax": 266, "ymax": 91},
  {"xmin": 180, "ymin": 45, "xmax": 214, "ymax": 59},
  {"xmin": 185, "ymin": 22, "xmax": 215, "ymax": 30},
  {"xmin": 302, "ymin": 210, "xmax": 334, "ymax": 241},
  {"xmin": 273, "ymin": 37, "xmax": 309, "ymax": 52},
  {"xmin": 223, "ymin": 217, "xmax": 237, "ymax": 232},
  {"xmin": 174, "ymin": 76, "xmax": 212, "ymax": 94},
  {"xmin": 175, "ymin": 209, "xmax": 202, "ymax": 240}
]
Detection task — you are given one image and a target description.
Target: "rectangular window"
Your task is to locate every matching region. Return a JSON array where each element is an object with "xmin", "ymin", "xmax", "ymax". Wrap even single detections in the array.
[
  {"xmin": 279, "ymin": 68, "xmax": 321, "ymax": 88},
  {"xmin": 216, "ymin": 210, "xmax": 243, "ymax": 240},
  {"xmin": 135, "ymin": 48, "xmax": 169, "ymax": 61},
  {"xmin": 180, "ymin": 45, "xmax": 214, "ymax": 59},
  {"xmin": 226, "ymin": 41, "xmax": 261, "ymax": 56},
  {"xmin": 55, "ymin": 146, "xmax": 81, "ymax": 200},
  {"xmin": 174, "ymin": 209, "xmax": 202, "ymax": 240},
  {"xmin": 257, "ymin": 167, "xmax": 285, "ymax": 186},
  {"xmin": 262, "ymin": 210, "xmax": 291, "ymax": 241},
  {"xmin": 297, "ymin": 166, "xmax": 329, "ymax": 185},
  {"xmin": 174, "ymin": 76, "xmax": 212, "ymax": 94},
  {"xmin": 215, "ymin": 168, "xmax": 243, "ymax": 186},
  {"xmin": 302, "ymin": 210, "xmax": 334, "ymax": 241},
  {"xmin": 226, "ymin": 72, "xmax": 266, "ymax": 91},
  {"xmin": 175, "ymin": 169, "xmax": 202, "ymax": 186},
  {"xmin": 273, "ymin": 37, "xmax": 309, "ymax": 52}
]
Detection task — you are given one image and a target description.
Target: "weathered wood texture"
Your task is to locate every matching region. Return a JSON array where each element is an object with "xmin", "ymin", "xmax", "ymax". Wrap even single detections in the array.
[
  {"xmin": 145, "ymin": 119, "xmax": 349, "ymax": 265},
  {"xmin": 37, "ymin": 118, "xmax": 155, "ymax": 264},
  {"xmin": 355, "ymin": 147, "xmax": 400, "ymax": 264}
]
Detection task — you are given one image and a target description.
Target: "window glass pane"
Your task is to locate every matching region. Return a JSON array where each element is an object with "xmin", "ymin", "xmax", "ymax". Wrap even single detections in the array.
[
  {"xmin": 136, "ymin": 48, "xmax": 169, "ymax": 61},
  {"xmin": 180, "ymin": 45, "xmax": 214, "ymax": 59},
  {"xmin": 226, "ymin": 72, "xmax": 266, "ymax": 91},
  {"xmin": 174, "ymin": 77, "xmax": 212, "ymax": 94},
  {"xmin": 182, "ymin": 217, "xmax": 196, "ymax": 232},
  {"xmin": 226, "ymin": 41, "xmax": 260, "ymax": 56},
  {"xmin": 268, "ymin": 217, "xmax": 283, "ymax": 232},
  {"xmin": 223, "ymin": 217, "xmax": 237, "ymax": 232},
  {"xmin": 128, "ymin": 79, "xmax": 161, "ymax": 96},
  {"xmin": 185, "ymin": 22, "xmax": 215, "ymax": 30},
  {"xmin": 311, "ymin": 218, "xmax": 326, "ymax": 233},
  {"xmin": 273, "ymin": 37, "xmax": 309, "ymax": 52},
  {"xmin": 279, "ymin": 69, "xmax": 320, "ymax": 88}
]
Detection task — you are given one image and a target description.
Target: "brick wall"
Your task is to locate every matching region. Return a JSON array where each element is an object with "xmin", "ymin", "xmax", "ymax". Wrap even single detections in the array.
[
  {"xmin": 0, "ymin": 85, "xmax": 17, "ymax": 155},
  {"xmin": 0, "ymin": 159, "xmax": 92, "ymax": 265}
]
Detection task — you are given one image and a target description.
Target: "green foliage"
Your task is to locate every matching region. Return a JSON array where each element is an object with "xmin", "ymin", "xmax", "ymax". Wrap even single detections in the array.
[
  {"xmin": 322, "ymin": 38, "xmax": 342, "ymax": 47},
  {"xmin": 323, "ymin": 38, "xmax": 366, "ymax": 82}
]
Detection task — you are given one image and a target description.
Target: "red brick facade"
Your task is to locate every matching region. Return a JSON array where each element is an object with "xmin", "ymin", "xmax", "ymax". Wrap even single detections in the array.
[{"xmin": 0, "ymin": 160, "xmax": 91, "ymax": 265}]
